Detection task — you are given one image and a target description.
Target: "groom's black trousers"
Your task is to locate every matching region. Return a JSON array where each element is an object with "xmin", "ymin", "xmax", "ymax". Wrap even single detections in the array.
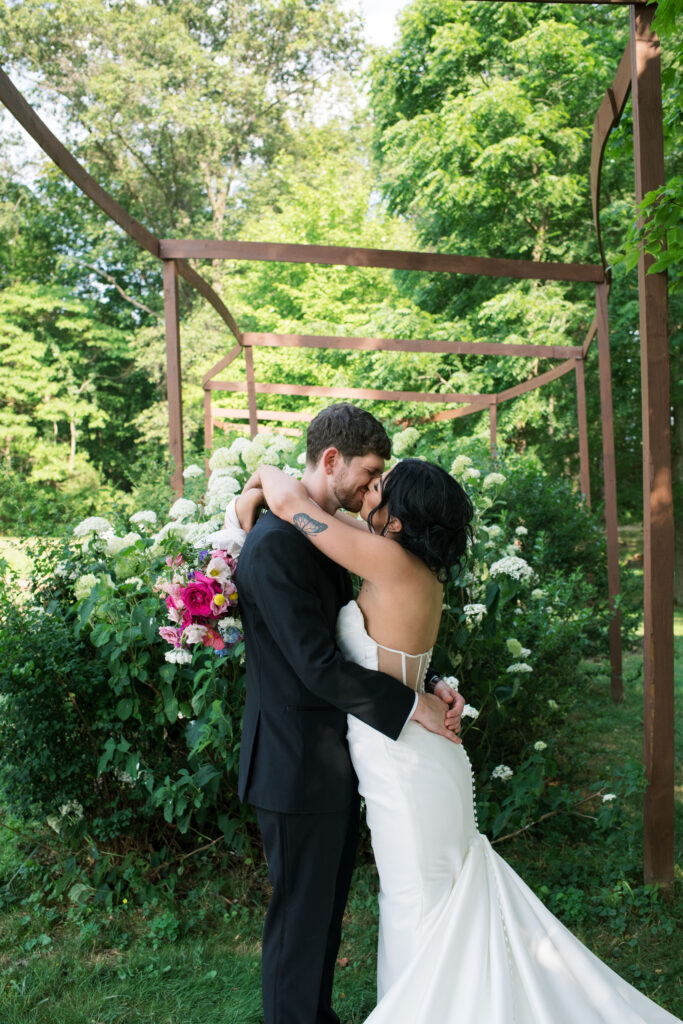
[{"xmin": 256, "ymin": 794, "xmax": 361, "ymax": 1024}]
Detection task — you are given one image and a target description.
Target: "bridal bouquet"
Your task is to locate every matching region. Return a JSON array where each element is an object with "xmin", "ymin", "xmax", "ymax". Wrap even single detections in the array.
[{"xmin": 155, "ymin": 547, "xmax": 242, "ymax": 664}]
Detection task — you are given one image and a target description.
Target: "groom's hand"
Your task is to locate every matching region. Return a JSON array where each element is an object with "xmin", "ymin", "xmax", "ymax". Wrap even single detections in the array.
[
  {"xmin": 411, "ymin": 693, "xmax": 462, "ymax": 743},
  {"xmin": 434, "ymin": 684, "xmax": 465, "ymax": 734}
]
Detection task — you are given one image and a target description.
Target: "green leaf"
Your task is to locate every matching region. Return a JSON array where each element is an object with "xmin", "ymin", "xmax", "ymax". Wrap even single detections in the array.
[{"xmin": 116, "ymin": 697, "xmax": 134, "ymax": 721}]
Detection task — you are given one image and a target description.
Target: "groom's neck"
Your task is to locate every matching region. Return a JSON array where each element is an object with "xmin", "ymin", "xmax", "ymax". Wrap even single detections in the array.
[{"xmin": 301, "ymin": 468, "xmax": 338, "ymax": 516}]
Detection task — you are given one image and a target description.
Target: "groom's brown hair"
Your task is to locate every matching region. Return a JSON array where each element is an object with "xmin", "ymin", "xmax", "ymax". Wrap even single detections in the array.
[{"xmin": 306, "ymin": 403, "xmax": 391, "ymax": 465}]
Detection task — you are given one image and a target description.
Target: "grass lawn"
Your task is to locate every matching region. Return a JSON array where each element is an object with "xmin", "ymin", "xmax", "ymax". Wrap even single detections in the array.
[{"xmin": 0, "ymin": 549, "xmax": 681, "ymax": 1022}]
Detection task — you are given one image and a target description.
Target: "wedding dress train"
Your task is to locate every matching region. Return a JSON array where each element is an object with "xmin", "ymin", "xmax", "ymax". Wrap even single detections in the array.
[{"xmin": 336, "ymin": 600, "xmax": 680, "ymax": 1024}]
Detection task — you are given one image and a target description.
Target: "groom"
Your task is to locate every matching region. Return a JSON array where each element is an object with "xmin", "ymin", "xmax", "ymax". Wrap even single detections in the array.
[{"xmin": 231, "ymin": 404, "xmax": 463, "ymax": 1024}]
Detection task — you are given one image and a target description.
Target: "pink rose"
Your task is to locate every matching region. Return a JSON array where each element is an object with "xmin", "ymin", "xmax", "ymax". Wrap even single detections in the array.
[
  {"xmin": 181, "ymin": 572, "xmax": 221, "ymax": 618},
  {"xmin": 159, "ymin": 626, "xmax": 183, "ymax": 647}
]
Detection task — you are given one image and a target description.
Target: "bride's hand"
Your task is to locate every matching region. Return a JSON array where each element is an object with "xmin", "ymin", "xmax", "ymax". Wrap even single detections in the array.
[
  {"xmin": 235, "ymin": 487, "xmax": 266, "ymax": 532},
  {"xmin": 411, "ymin": 693, "xmax": 462, "ymax": 744}
]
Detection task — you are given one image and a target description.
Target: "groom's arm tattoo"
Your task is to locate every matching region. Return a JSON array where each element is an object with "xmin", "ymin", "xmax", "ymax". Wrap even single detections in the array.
[{"xmin": 293, "ymin": 512, "xmax": 328, "ymax": 536}]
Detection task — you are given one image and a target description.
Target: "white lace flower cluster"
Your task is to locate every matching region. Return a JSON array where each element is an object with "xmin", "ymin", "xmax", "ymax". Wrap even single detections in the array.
[
  {"xmin": 505, "ymin": 637, "xmax": 532, "ymax": 676},
  {"xmin": 463, "ymin": 603, "xmax": 487, "ymax": 625},
  {"xmin": 73, "ymin": 516, "xmax": 114, "ymax": 540},
  {"xmin": 491, "ymin": 764, "xmax": 514, "ymax": 782},
  {"xmin": 462, "ymin": 704, "xmax": 480, "ymax": 720},
  {"xmin": 489, "ymin": 555, "xmax": 534, "ymax": 582},
  {"xmin": 46, "ymin": 800, "xmax": 84, "ymax": 833},
  {"xmin": 392, "ymin": 427, "xmax": 420, "ymax": 457}
]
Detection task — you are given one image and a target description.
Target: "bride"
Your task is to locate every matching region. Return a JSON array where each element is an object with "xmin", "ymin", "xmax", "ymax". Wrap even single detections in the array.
[{"xmin": 232, "ymin": 457, "xmax": 680, "ymax": 1024}]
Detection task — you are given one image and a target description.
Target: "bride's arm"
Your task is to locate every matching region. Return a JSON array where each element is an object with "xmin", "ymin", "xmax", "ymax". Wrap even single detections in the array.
[{"xmin": 246, "ymin": 465, "xmax": 405, "ymax": 582}]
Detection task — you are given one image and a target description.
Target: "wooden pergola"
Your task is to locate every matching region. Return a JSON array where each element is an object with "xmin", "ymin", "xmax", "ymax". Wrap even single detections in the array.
[{"xmin": 0, "ymin": 2, "xmax": 673, "ymax": 888}]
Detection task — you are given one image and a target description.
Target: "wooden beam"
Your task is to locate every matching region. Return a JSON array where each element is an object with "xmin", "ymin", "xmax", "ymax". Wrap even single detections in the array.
[
  {"xmin": 213, "ymin": 408, "xmax": 315, "ymax": 423},
  {"xmin": 0, "ymin": 66, "xmax": 243, "ymax": 343},
  {"xmin": 489, "ymin": 402, "xmax": 498, "ymax": 459},
  {"xmin": 631, "ymin": 4, "xmax": 675, "ymax": 889},
  {"xmin": 495, "ymin": 358, "xmax": 576, "ymax": 403},
  {"xmin": 242, "ymin": 331, "xmax": 582, "ymax": 360},
  {"xmin": 595, "ymin": 283, "xmax": 622, "ymax": 704},
  {"xmin": 591, "ymin": 44, "xmax": 632, "ymax": 270},
  {"xmin": 243, "ymin": 346, "xmax": 258, "ymax": 439},
  {"xmin": 423, "ymin": 402, "xmax": 490, "ymax": 423},
  {"xmin": 163, "ymin": 261, "xmax": 184, "ymax": 497},
  {"xmin": 202, "ymin": 345, "xmax": 244, "ymax": 387},
  {"xmin": 574, "ymin": 358, "xmax": 591, "ymax": 505},
  {"xmin": 206, "ymin": 381, "xmax": 487, "ymax": 404},
  {"xmin": 160, "ymin": 239, "xmax": 605, "ymax": 284}
]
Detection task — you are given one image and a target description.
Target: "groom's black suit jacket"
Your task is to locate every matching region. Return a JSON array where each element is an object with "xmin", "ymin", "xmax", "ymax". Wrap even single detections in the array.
[{"xmin": 235, "ymin": 510, "xmax": 416, "ymax": 814}]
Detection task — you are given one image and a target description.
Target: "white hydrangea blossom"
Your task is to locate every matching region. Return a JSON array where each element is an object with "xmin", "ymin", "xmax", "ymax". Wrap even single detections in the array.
[
  {"xmin": 533, "ymin": 741, "xmax": 548, "ymax": 752},
  {"xmin": 73, "ymin": 516, "xmax": 114, "ymax": 538},
  {"xmin": 515, "ymin": 525, "xmax": 528, "ymax": 536},
  {"xmin": 450, "ymin": 454, "xmax": 472, "ymax": 476},
  {"xmin": 130, "ymin": 509, "xmax": 157, "ymax": 527},
  {"xmin": 462, "ymin": 704, "xmax": 480, "ymax": 720},
  {"xmin": 169, "ymin": 498, "xmax": 197, "ymax": 520},
  {"xmin": 392, "ymin": 427, "xmax": 420, "ymax": 456},
  {"xmin": 74, "ymin": 573, "xmax": 99, "ymax": 600},
  {"xmin": 462, "ymin": 467, "xmax": 481, "ymax": 481},
  {"xmin": 483, "ymin": 472, "xmax": 506, "ymax": 489},
  {"xmin": 183, "ymin": 463, "xmax": 204, "ymax": 479},
  {"xmin": 507, "ymin": 662, "xmax": 533, "ymax": 674},
  {"xmin": 104, "ymin": 532, "xmax": 141, "ymax": 557},
  {"xmin": 124, "ymin": 577, "xmax": 144, "ymax": 588},
  {"xmin": 491, "ymin": 764, "xmax": 514, "ymax": 782},
  {"xmin": 547, "ymin": 698, "xmax": 560, "ymax": 711},
  {"xmin": 602, "ymin": 793, "xmax": 617, "ymax": 803},
  {"xmin": 531, "ymin": 588, "xmax": 545, "ymax": 600},
  {"xmin": 489, "ymin": 556, "xmax": 534, "ymax": 582},
  {"xmin": 505, "ymin": 637, "xmax": 523, "ymax": 658},
  {"xmin": 209, "ymin": 446, "xmax": 239, "ymax": 471},
  {"xmin": 205, "ymin": 475, "xmax": 242, "ymax": 516},
  {"xmin": 228, "ymin": 437, "xmax": 252, "ymax": 458},
  {"xmin": 283, "ymin": 465, "xmax": 303, "ymax": 479},
  {"xmin": 463, "ymin": 603, "xmax": 487, "ymax": 624},
  {"xmin": 485, "ymin": 524, "xmax": 503, "ymax": 539},
  {"xmin": 297, "ymin": 451, "xmax": 308, "ymax": 466}
]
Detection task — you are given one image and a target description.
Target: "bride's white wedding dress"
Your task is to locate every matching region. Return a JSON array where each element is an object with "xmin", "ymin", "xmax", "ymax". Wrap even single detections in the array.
[{"xmin": 336, "ymin": 599, "xmax": 680, "ymax": 1024}]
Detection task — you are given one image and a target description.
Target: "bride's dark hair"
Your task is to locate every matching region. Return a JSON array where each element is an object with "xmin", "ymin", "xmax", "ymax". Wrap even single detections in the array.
[{"xmin": 367, "ymin": 458, "xmax": 474, "ymax": 581}]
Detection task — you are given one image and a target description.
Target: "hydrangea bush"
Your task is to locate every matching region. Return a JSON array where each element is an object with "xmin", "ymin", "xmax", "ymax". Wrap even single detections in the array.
[{"xmin": 0, "ymin": 429, "xmax": 616, "ymax": 898}]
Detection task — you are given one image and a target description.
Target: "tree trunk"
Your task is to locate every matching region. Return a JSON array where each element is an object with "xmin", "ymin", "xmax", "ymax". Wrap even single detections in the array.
[{"xmin": 673, "ymin": 399, "xmax": 683, "ymax": 606}]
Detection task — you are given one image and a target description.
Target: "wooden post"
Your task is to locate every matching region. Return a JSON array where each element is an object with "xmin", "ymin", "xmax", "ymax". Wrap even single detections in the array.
[
  {"xmin": 595, "ymin": 283, "xmax": 622, "ymax": 703},
  {"xmin": 204, "ymin": 388, "xmax": 213, "ymax": 479},
  {"xmin": 574, "ymin": 357, "xmax": 591, "ymax": 505},
  {"xmin": 630, "ymin": 4, "xmax": 674, "ymax": 889},
  {"xmin": 243, "ymin": 344, "xmax": 258, "ymax": 438},
  {"xmin": 489, "ymin": 401, "xmax": 497, "ymax": 459},
  {"xmin": 163, "ymin": 259, "xmax": 184, "ymax": 497}
]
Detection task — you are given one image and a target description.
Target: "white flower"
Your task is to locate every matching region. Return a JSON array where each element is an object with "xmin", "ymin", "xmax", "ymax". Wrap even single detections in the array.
[
  {"xmin": 283, "ymin": 465, "xmax": 303, "ymax": 479},
  {"xmin": 205, "ymin": 555, "xmax": 234, "ymax": 586},
  {"xmin": 547, "ymin": 699, "xmax": 559, "ymax": 711},
  {"xmin": 450, "ymin": 455, "xmax": 472, "ymax": 476},
  {"xmin": 297, "ymin": 451, "xmax": 307, "ymax": 466},
  {"xmin": 267, "ymin": 435, "xmax": 296, "ymax": 453},
  {"xmin": 462, "ymin": 704, "xmax": 479, "ymax": 720},
  {"xmin": 491, "ymin": 764, "xmax": 514, "ymax": 782},
  {"xmin": 602, "ymin": 793, "xmax": 617, "ymax": 803},
  {"xmin": 169, "ymin": 498, "xmax": 197, "ymax": 520},
  {"xmin": 104, "ymin": 532, "xmax": 141, "ymax": 556},
  {"xmin": 165, "ymin": 648, "xmax": 192, "ymax": 664},
  {"xmin": 515, "ymin": 525, "xmax": 528, "ymax": 536},
  {"xmin": 463, "ymin": 603, "xmax": 487, "ymax": 624},
  {"xmin": 507, "ymin": 662, "xmax": 533, "ymax": 674},
  {"xmin": 205, "ymin": 477, "xmax": 242, "ymax": 516},
  {"xmin": 483, "ymin": 472, "xmax": 506, "ymax": 489},
  {"xmin": 59, "ymin": 800, "xmax": 84, "ymax": 820},
  {"xmin": 489, "ymin": 556, "xmax": 534, "ymax": 582},
  {"xmin": 506, "ymin": 637, "xmax": 523, "ymax": 658},
  {"xmin": 462, "ymin": 467, "xmax": 481, "ymax": 481},
  {"xmin": 124, "ymin": 577, "xmax": 144, "ymax": 588},
  {"xmin": 531, "ymin": 588, "xmax": 545, "ymax": 600},
  {"xmin": 533, "ymin": 741, "xmax": 547, "ymax": 752},
  {"xmin": 74, "ymin": 573, "xmax": 99, "ymax": 600},
  {"xmin": 183, "ymin": 624, "xmax": 208, "ymax": 645},
  {"xmin": 183, "ymin": 463, "xmax": 204, "ymax": 479},
  {"xmin": 217, "ymin": 615, "xmax": 241, "ymax": 636},
  {"xmin": 208, "ymin": 471, "xmax": 240, "ymax": 494},
  {"xmin": 209, "ymin": 446, "xmax": 241, "ymax": 472},
  {"xmin": 485, "ymin": 524, "xmax": 503, "ymax": 539},
  {"xmin": 392, "ymin": 427, "xmax": 420, "ymax": 456},
  {"xmin": 130, "ymin": 509, "xmax": 157, "ymax": 527},
  {"xmin": 73, "ymin": 516, "xmax": 114, "ymax": 538},
  {"xmin": 205, "ymin": 528, "xmax": 244, "ymax": 556},
  {"xmin": 440, "ymin": 675, "xmax": 459, "ymax": 691}
]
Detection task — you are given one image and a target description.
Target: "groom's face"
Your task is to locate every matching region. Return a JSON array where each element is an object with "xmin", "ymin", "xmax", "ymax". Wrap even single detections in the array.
[{"xmin": 331, "ymin": 452, "xmax": 385, "ymax": 513}]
